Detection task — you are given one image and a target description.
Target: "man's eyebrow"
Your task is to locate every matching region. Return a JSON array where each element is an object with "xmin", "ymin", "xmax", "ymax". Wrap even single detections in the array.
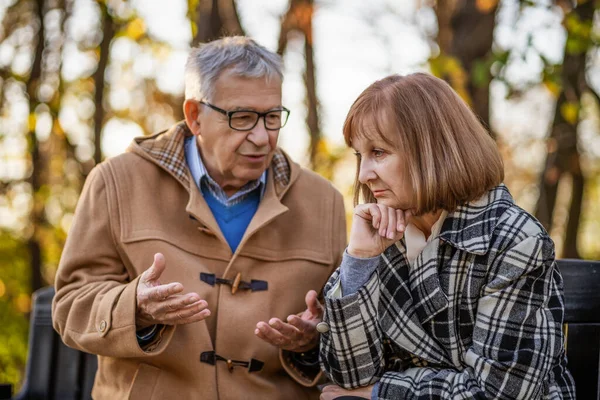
[{"xmin": 230, "ymin": 106, "xmax": 283, "ymax": 112}]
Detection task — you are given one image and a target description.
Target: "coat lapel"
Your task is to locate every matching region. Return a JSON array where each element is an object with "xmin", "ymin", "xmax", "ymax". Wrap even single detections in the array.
[
  {"xmin": 235, "ymin": 165, "xmax": 290, "ymax": 250},
  {"xmin": 379, "ymin": 242, "xmax": 452, "ymax": 366},
  {"xmin": 409, "ymin": 236, "xmax": 449, "ymax": 325}
]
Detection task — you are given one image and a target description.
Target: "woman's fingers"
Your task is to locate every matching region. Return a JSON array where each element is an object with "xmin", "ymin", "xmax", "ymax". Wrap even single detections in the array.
[
  {"xmin": 368, "ymin": 204, "xmax": 381, "ymax": 229},
  {"xmin": 350, "ymin": 203, "xmax": 411, "ymax": 258},
  {"xmin": 386, "ymin": 206, "xmax": 397, "ymax": 239},
  {"xmin": 376, "ymin": 204, "xmax": 388, "ymax": 236},
  {"xmin": 396, "ymin": 209, "xmax": 406, "ymax": 232},
  {"xmin": 405, "ymin": 209, "xmax": 413, "ymax": 224}
]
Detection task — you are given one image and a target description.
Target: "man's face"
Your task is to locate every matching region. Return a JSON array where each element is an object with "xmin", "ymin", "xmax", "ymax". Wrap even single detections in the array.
[{"xmin": 185, "ymin": 70, "xmax": 283, "ymax": 195}]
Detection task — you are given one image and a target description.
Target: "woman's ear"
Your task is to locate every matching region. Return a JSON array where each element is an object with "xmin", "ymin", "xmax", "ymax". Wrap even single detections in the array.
[{"xmin": 183, "ymin": 99, "xmax": 201, "ymax": 135}]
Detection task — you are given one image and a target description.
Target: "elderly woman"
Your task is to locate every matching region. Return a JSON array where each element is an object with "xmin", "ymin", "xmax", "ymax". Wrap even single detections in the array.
[{"xmin": 318, "ymin": 73, "xmax": 575, "ymax": 399}]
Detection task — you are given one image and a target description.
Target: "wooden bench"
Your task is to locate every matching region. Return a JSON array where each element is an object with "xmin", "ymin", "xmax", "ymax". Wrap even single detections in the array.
[{"xmin": 1, "ymin": 259, "xmax": 599, "ymax": 399}]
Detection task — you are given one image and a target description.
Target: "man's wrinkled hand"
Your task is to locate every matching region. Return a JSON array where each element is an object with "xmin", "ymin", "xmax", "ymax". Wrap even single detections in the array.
[
  {"xmin": 136, "ymin": 253, "xmax": 210, "ymax": 329},
  {"xmin": 255, "ymin": 289, "xmax": 323, "ymax": 352}
]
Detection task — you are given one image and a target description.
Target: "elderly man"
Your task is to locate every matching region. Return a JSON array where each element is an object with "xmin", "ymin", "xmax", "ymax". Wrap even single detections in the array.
[{"xmin": 52, "ymin": 36, "xmax": 346, "ymax": 400}]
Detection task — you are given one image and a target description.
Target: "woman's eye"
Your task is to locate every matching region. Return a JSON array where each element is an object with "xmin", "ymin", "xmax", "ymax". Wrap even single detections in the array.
[{"xmin": 373, "ymin": 149, "xmax": 384, "ymax": 157}]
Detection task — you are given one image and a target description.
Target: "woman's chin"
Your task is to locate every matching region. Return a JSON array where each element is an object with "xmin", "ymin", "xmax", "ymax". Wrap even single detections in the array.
[
  {"xmin": 375, "ymin": 198, "xmax": 413, "ymax": 211},
  {"xmin": 376, "ymin": 198, "xmax": 398, "ymax": 208}
]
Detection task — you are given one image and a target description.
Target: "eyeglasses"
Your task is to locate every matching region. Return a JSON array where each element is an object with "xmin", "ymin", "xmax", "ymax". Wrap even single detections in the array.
[{"xmin": 199, "ymin": 100, "xmax": 290, "ymax": 131}]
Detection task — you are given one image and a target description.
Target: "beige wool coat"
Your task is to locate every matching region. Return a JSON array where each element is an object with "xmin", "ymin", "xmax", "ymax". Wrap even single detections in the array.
[{"xmin": 52, "ymin": 122, "xmax": 347, "ymax": 400}]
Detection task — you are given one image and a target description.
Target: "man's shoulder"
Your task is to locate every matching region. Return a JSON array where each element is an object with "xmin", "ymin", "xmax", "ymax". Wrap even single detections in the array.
[
  {"xmin": 295, "ymin": 167, "xmax": 339, "ymax": 191},
  {"xmin": 88, "ymin": 151, "xmax": 164, "ymax": 190},
  {"xmin": 98, "ymin": 151, "xmax": 155, "ymax": 173}
]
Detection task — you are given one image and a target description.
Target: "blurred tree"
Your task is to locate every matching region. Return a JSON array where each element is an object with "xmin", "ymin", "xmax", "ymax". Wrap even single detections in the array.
[
  {"xmin": 277, "ymin": 0, "xmax": 341, "ymax": 174},
  {"xmin": 278, "ymin": 0, "xmax": 320, "ymax": 168},
  {"xmin": 93, "ymin": 1, "xmax": 116, "ymax": 165},
  {"xmin": 0, "ymin": 0, "xmax": 71, "ymax": 389},
  {"xmin": 430, "ymin": 0, "xmax": 500, "ymax": 134},
  {"xmin": 189, "ymin": 0, "xmax": 244, "ymax": 46},
  {"xmin": 0, "ymin": 232, "xmax": 30, "ymax": 389},
  {"xmin": 534, "ymin": 0, "xmax": 598, "ymax": 258},
  {"xmin": 27, "ymin": 0, "xmax": 46, "ymax": 294}
]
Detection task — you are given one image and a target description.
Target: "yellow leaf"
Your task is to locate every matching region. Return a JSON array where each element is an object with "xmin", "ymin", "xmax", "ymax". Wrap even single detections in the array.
[
  {"xmin": 53, "ymin": 120, "xmax": 65, "ymax": 137},
  {"xmin": 544, "ymin": 80, "xmax": 561, "ymax": 97},
  {"xmin": 125, "ymin": 18, "xmax": 146, "ymax": 41},
  {"xmin": 476, "ymin": 0, "xmax": 499, "ymax": 13},
  {"xmin": 28, "ymin": 113, "xmax": 36, "ymax": 132},
  {"xmin": 14, "ymin": 294, "xmax": 31, "ymax": 313},
  {"xmin": 0, "ymin": 279, "xmax": 5, "ymax": 297},
  {"xmin": 444, "ymin": 56, "xmax": 460, "ymax": 74},
  {"xmin": 560, "ymin": 102, "xmax": 579, "ymax": 125}
]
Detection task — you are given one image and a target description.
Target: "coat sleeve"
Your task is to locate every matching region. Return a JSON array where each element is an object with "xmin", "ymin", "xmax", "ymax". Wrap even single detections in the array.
[
  {"xmin": 375, "ymin": 235, "xmax": 570, "ymax": 399},
  {"xmin": 281, "ymin": 186, "xmax": 348, "ymax": 387},
  {"xmin": 319, "ymin": 265, "xmax": 386, "ymax": 388},
  {"xmin": 51, "ymin": 165, "xmax": 175, "ymax": 358}
]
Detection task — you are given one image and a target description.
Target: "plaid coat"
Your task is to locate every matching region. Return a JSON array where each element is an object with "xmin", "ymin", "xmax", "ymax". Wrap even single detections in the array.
[{"xmin": 320, "ymin": 185, "xmax": 575, "ymax": 399}]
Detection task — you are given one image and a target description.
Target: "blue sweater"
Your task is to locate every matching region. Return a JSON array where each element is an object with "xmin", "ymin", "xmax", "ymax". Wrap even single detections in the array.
[{"xmin": 202, "ymin": 185, "xmax": 260, "ymax": 253}]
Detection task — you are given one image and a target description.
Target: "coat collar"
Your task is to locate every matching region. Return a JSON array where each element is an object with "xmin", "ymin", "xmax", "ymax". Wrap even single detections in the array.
[
  {"xmin": 127, "ymin": 121, "xmax": 300, "ymax": 253},
  {"xmin": 127, "ymin": 121, "xmax": 298, "ymax": 199},
  {"xmin": 439, "ymin": 184, "xmax": 514, "ymax": 255}
]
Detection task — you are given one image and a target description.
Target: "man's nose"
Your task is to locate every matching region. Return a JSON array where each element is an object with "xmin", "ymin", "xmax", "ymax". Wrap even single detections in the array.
[{"xmin": 247, "ymin": 118, "xmax": 270, "ymax": 146}]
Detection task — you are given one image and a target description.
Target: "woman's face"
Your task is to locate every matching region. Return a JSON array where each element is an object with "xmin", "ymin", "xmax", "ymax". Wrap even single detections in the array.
[{"xmin": 352, "ymin": 132, "xmax": 415, "ymax": 211}]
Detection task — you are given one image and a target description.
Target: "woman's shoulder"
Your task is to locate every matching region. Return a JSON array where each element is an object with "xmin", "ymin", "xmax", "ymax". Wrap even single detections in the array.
[
  {"xmin": 441, "ymin": 185, "xmax": 551, "ymax": 255},
  {"xmin": 483, "ymin": 201, "xmax": 556, "ymax": 282},
  {"xmin": 496, "ymin": 202, "xmax": 549, "ymax": 241}
]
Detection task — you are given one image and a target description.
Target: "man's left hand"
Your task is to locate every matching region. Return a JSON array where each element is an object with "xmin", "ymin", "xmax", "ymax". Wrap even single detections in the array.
[
  {"xmin": 255, "ymin": 289, "xmax": 323, "ymax": 352},
  {"xmin": 320, "ymin": 384, "xmax": 374, "ymax": 400}
]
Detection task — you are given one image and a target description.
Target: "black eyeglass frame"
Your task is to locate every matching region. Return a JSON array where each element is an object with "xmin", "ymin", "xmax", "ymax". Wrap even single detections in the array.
[{"xmin": 199, "ymin": 100, "xmax": 290, "ymax": 131}]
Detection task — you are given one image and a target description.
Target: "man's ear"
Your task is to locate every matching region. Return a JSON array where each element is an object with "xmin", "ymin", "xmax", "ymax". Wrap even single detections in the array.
[{"xmin": 183, "ymin": 99, "xmax": 202, "ymax": 135}]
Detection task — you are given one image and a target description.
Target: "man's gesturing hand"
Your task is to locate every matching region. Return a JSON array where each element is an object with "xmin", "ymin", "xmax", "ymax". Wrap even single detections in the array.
[
  {"xmin": 255, "ymin": 290, "xmax": 323, "ymax": 352},
  {"xmin": 136, "ymin": 253, "xmax": 210, "ymax": 329}
]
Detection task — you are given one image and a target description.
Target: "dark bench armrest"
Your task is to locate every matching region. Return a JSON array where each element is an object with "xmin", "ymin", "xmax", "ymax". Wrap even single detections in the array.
[{"xmin": 0, "ymin": 383, "xmax": 12, "ymax": 400}]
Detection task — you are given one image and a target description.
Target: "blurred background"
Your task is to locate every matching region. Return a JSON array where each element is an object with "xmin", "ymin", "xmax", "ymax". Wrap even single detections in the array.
[{"xmin": 0, "ymin": 0, "xmax": 599, "ymax": 390}]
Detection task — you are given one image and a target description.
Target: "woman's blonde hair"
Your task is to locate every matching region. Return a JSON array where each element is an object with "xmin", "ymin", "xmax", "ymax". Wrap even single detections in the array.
[{"xmin": 343, "ymin": 73, "xmax": 504, "ymax": 214}]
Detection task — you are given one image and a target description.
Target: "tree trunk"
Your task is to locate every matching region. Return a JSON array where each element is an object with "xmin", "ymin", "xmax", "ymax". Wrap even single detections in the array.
[
  {"xmin": 564, "ymin": 166, "xmax": 584, "ymax": 258},
  {"xmin": 27, "ymin": 0, "xmax": 46, "ymax": 292},
  {"xmin": 304, "ymin": 33, "xmax": 319, "ymax": 166},
  {"xmin": 278, "ymin": 0, "xmax": 320, "ymax": 168},
  {"xmin": 434, "ymin": 0, "xmax": 497, "ymax": 132},
  {"xmin": 93, "ymin": 2, "xmax": 116, "ymax": 165},
  {"xmin": 534, "ymin": 1, "xmax": 595, "ymax": 258},
  {"xmin": 192, "ymin": 0, "xmax": 244, "ymax": 46}
]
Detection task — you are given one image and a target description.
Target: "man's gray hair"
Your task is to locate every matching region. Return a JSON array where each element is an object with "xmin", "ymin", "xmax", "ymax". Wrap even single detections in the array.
[{"xmin": 184, "ymin": 36, "xmax": 284, "ymax": 101}]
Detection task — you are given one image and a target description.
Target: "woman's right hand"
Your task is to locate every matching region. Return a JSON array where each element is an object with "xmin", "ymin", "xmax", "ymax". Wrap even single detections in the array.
[{"xmin": 347, "ymin": 203, "xmax": 411, "ymax": 259}]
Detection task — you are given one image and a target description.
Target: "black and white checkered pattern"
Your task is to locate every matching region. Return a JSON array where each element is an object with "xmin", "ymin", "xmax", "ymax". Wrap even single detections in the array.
[{"xmin": 320, "ymin": 185, "xmax": 576, "ymax": 399}]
